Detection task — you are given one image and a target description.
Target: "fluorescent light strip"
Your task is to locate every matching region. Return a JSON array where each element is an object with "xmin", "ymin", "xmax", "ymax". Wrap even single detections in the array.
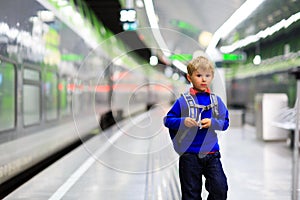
[
  {"xmin": 36, "ymin": 0, "xmax": 98, "ymax": 49},
  {"xmin": 220, "ymin": 11, "xmax": 300, "ymax": 53},
  {"xmin": 143, "ymin": 0, "xmax": 188, "ymax": 72},
  {"xmin": 206, "ymin": 0, "xmax": 266, "ymax": 55},
  {"xmin": 172, "ymin": 60, "xmax": 187, "ymax": 73},
  {"xmin": 143, "ymin": 0, "xmax": 170, "ymax": 56}
]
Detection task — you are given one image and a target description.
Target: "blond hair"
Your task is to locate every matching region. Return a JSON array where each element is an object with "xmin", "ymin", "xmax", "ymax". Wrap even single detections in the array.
[{"xmin": 187, "ymin": 56, "xmax": 214, "ymax": 76}]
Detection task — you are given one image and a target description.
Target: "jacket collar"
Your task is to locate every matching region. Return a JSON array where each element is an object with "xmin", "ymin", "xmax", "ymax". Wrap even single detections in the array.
[{"xmin": 189, "ymin": 87, "xmax": 211, "ymax": 96}]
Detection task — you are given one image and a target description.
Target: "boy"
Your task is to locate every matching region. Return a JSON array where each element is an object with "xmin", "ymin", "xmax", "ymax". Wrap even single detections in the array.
[{"xmin": 164, "ymin": 56, "xmax": 229, "ymax": 200}]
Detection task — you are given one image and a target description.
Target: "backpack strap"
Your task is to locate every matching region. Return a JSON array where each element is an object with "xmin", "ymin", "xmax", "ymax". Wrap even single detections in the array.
[
  {"xmin": 179, "ymin": 91, "xmax": 218, "ymax": 143},
  {"xmin": 210, "ymin": 93, "xmax": 219, "ymax": 118},
  {"xmin": 181, "ymin": 92, "xmax": 198, "ymax": 120},
  {"xmin": 179, "ymin": 92, "xmax": 201, "ymax": 142},
  {"xmin": 181, "ymin": 91, "xmax": 219, "ymax": 120}
]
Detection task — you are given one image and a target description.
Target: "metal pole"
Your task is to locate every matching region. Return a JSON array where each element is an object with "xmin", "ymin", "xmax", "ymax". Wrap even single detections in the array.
[
  {"xmin": 293, "ymin": 89, "xmax": 299, "ymax": 200},
  {"xmin": 289, "ymin": 67, "xmax": 300, "ymax": 200}
]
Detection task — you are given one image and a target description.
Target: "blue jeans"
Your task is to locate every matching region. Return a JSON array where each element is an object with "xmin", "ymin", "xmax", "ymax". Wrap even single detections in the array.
[{"xmin": 179, "ymin": 151, "xmax": 228, "ymax": 200}]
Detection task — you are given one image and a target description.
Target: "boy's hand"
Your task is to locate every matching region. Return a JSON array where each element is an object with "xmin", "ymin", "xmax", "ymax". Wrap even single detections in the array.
[
  {"xmin": 184, "ymin": 117, "xmax": 199, "ymax": 127},
  {"xmin": 201, "ymin": 118, "xmax": 211, "ymax": 129}
]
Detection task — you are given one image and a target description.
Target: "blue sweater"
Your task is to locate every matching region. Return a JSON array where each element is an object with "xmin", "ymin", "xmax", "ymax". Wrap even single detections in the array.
[{"xmin": 164, "ymin": 91, "xmax": 229, "ymax": 154}]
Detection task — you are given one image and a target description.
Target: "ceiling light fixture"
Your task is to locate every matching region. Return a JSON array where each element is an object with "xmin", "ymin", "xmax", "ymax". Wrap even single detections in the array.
[
  {"xmin": 220, "ymin": 11, "xmax": 300, "ymax": 53},
  {"xmin": 143, "ymin": 0, "xmax": 170, "ymax": 57},
  {"xmin": 206, "ymin": 0, "xmax": 266, "ymax": 59}
]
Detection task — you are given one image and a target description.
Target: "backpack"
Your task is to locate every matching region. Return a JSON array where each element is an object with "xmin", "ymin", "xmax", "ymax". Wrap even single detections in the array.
[
  {"xmin": 174, "ymin": 91, "xmax": 220, "ymax": 149},
  {"xmin": 181, "ymin": 91, "xmax": 219, "ymax": 126}
]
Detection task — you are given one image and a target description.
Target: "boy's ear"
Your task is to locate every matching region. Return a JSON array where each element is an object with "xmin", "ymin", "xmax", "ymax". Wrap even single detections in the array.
[{"xmin": 187, "ymin": 74, "xmax": 191, "ymax": 82}]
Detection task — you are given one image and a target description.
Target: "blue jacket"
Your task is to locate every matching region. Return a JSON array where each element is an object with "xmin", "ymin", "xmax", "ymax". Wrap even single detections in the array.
[{"xmin": 164, "ymin": 91, "xmax": 229, "ymax": 154}]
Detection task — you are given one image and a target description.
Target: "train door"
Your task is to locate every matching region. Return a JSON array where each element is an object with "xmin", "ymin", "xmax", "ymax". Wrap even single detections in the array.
[{"xmin": 0, "ymin": 60, "xmax": 16, "ymax": 139}]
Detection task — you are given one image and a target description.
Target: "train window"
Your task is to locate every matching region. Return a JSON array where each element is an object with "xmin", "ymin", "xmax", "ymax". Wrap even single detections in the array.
[
  {"xmin": 24, "ymin": 69, "xmax": 40, "ymax": 81},
  {"xmin": 59, "ymin": 79, "xmax": 71, "ymax": 117},
  {"xmin": 45, "ymin": 72, "xmax": 58, "ymax": 121},
  {"xmin": 23, "ymin": 85, "xmax": 40, "ymax": 126},
  {"xmin": 0, "ymin": 62, "xmax": 15, "ymax": 131},
  {"xmin": 23, "ymin": 67, "xmax": 41, "ymax": 126}
]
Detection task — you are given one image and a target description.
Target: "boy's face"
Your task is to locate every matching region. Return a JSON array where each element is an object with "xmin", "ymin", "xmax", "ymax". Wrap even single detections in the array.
[{"xmin": 187, "ymin": 68, "xmax": 213, "ymax": 92}]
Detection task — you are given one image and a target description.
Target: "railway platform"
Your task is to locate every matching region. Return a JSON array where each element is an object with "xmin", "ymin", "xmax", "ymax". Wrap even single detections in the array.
[{"xmin": 5, "ymin": 107, "xmax": 294, "ymax": 200}]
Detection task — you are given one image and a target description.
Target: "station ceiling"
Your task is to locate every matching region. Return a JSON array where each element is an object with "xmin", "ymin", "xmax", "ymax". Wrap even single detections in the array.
[
  {"xmin": 220, "ymin": 0, "xmax": 300, "ymax": 46},
  {"xmin": 83, "ymin": 0, "xmax": 151, "ymax": 61},
  {"xmin": 83, "ymin": 0, "xmax": 300, "ymax": 66},
  {"xmin": 83, "ymin": 0, "xmax": 246, "ymax": 64}
]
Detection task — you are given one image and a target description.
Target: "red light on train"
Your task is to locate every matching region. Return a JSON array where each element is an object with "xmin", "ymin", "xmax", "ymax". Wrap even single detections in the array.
[{"xmin": 95, "ymin": 85, "xmax": 110, "ymax": 92}]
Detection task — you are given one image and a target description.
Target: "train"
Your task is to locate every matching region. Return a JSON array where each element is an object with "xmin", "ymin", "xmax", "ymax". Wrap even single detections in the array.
[{"xmin": 0, "ymin": 0, "xmax": 185, "ymax": 186}]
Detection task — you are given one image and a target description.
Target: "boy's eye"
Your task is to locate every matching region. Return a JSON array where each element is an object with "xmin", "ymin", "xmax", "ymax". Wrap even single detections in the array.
[{"xmin": 196, "ymin": 74, "xmax": 211, "ymax": 78}]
